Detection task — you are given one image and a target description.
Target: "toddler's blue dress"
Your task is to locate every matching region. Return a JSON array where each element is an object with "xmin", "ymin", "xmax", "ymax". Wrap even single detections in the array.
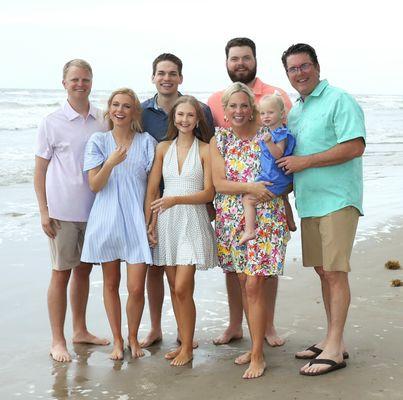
[
  {"xmin": 256, "ymin": 126, "xmax": 296, "ymax": 195},
  {"xmin": 81, "ymin": 131, "xmax": 156, "ymax": 264}
]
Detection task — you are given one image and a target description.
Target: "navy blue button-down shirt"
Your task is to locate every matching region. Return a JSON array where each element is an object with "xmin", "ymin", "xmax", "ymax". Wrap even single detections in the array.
[{"xmin": 141, "ymin": 94, "xmax": 214, "ymax": 143}]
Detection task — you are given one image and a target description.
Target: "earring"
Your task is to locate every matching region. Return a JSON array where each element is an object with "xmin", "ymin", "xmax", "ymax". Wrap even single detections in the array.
[
  {"xmin": 224, "ymin": 115, "xmax": 228, "ymax": 122},
  {"xmin": 196, "ymin": 121, "xmax": 199, "ymax": 128},
  {"xmin": 249, "ymin": 115, "xmax": 253, "ymax": 121}
]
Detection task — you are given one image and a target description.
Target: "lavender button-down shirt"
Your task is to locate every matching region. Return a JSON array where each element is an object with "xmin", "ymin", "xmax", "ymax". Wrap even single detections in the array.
[{"xmin": 36, "ymin": 101, "xmax": 107, "ymax": 222}]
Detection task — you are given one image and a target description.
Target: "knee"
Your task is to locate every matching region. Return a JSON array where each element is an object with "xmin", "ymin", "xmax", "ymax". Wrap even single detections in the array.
[
  {"xmin": 51, "ymin": 270, "xmax": 71, "ymax": 287},
  {"xmin": 245, "ymin": 278, "xmax": 264, "ymax": 302},
  {"xmin": 174, "ymin": 284, "xmax": 192, "ymax": 303},
  {"xmin": 72, "ymin": 264, "xmax": 92, "ymax": 279},
  {"xmin": 127, "ymin": 284, "xmax": 145, "ymax": 302},
  {"xmin": 103, "ymin": 279, "xmax": 120, "ymax": 294},
  {"xmin": 322, "ymin": 270, "xmax": 347, "ymax": 286}
]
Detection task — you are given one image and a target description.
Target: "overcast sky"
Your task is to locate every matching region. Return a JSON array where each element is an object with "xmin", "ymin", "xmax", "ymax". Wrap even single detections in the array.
[{"xmin": 1, "ymin": 0, "xmax": 402, "ymax": 95}]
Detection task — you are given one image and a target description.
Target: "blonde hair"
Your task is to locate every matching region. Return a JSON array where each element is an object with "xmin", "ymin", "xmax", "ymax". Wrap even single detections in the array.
[
  {"xmin": 63, "ymin": 59, "xmax": 93, "ymax": 79},
  {"xmin": 259, "ymin": 94, "xmax": 285, "ymax": 112},
  {"xmin": 221, "ymin": 82, "xmax": 258, "ymax": 121},
  {"xmin": 105, "ymin": 88, "xmax": 143, "ymax": 133}
]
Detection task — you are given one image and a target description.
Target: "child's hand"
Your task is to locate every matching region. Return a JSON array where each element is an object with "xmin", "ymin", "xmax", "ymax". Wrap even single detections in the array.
[
  {"xmin": 263, "ymin": 131, "xmax": 272, "ymax": 144},
  {"xmin": 247, "ymin": 181, "xmax": 274, "ymax": 203},
  {"xmin": 106, "ymin": 145, "xmax": 127, "ymax": 168}
]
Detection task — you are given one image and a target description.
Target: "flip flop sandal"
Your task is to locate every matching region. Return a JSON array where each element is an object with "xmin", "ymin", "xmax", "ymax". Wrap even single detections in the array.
[
  {"xmin": 295, "ymin": 344, "xmax": 349, "ymax": 360},
  {"xmin": 300, "ymin": 358, "xmax": 347, "ymax": 376}
]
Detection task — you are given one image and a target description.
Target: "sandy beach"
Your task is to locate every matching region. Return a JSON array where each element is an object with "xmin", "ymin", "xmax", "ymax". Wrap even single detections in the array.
[
  {"xmin": 1, "ymin": 182, "xmax": 402, "ymax": 399},
  {"xmin": 1, "ymin": 90, "xmax": 402, "ymax": 399}
]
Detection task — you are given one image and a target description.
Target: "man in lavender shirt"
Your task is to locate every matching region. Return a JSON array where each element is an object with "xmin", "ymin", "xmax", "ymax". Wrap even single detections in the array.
[{"xmin": 34, "ymin": 59, "xmax": 109, "ymax": 362}]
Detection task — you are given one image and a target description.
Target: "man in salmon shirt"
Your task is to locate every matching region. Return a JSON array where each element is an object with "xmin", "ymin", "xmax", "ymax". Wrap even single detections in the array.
[
  {"xmin": 208, "ymin": 37, "xmax": 291, "ymax": 128},
  {"xmin": 208, "ymin": 37, "xmax": 291, "ymax": 351}
]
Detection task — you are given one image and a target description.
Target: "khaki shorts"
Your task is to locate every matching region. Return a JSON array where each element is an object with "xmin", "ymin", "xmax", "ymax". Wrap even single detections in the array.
[
  {"xmin": 301, "ymin": 206, "xmax": 359, "ymax": 272},
  {"xmin": 49, "ymin": 220, "xmax": 87, "ymax": 271}
]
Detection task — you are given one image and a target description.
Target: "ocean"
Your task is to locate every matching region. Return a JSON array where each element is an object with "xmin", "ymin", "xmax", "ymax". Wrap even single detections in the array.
[{"xmin": 0, "ymin": 88, "xmax": 403, "ymax": 248}]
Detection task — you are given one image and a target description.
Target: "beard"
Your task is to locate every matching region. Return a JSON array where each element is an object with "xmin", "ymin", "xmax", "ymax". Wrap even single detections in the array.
[{"xmin": 227, "ymin": 64, "xmax": 257, "ymax": 84}]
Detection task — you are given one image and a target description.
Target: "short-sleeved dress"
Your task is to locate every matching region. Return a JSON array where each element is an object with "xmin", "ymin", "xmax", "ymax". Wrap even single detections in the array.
[
  {"xmin": 257, "ymin": 126, "xmax": 296, "ymax": 195},
  {"xmin": 214, "ymin": 127, "xmax": 290, "ymax": 277},
  {"xmin": 81, "ymin": 131, "xmax": 157, "ymax": 265},
  {"xmin": 152, "ymin": 138, "xmax": 218, "ymax": 270}
]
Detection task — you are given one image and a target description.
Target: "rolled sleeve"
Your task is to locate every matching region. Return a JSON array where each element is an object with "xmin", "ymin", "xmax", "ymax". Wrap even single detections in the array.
[
  {"xmin": 334, "ymin": 93, "xmax": 366, "ymax": 144},
  {"xmin": 36, "ymin": 119, "xmax": 53, "ymax": 160},
  {"xmin": 83, "ymin": 132, "xmax": 106, "ymax": 171}
]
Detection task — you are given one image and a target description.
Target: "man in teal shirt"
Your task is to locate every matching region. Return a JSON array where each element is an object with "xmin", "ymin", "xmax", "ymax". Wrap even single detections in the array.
[{"xmin": 278, "ymin": 43, "xmax": 366, "ymax": 376}]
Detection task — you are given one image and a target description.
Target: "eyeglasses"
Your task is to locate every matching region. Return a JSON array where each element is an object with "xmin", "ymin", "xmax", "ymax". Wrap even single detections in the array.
[{"xmin": 286, "ymin": 62, "xmax": 313, "ymax": 75}]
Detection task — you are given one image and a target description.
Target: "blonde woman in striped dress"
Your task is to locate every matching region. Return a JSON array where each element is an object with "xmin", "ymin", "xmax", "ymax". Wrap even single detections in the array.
[{"xmin": 81, "ymin": 88, "xmax": 156, "ymax": 360}]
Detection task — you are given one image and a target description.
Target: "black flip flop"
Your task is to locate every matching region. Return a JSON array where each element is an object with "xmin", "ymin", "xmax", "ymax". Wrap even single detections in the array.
[
  {"xmin": 300, "ymin": 358, "xmax": 347, "ymax": 376},
  {"xmin": 295, "ymin": 344, "xmax": 349, "ymax": 360}
]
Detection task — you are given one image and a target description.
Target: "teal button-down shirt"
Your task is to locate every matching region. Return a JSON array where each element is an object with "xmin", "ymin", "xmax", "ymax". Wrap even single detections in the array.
[{"xmin": 288, "ymin": 80, "xmax": 366, "ymax": 218}]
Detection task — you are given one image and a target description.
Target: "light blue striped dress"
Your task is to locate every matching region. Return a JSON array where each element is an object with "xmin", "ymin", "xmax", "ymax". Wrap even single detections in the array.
[{"xmin": 81, "ymin": 131, "xmax": 156, "ymax": 265}]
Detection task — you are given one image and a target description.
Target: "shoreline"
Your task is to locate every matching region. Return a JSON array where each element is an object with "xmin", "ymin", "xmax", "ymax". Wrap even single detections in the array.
[{"xmin": 1, "ymin": 210, "xmax": 402, "ymax": 399}]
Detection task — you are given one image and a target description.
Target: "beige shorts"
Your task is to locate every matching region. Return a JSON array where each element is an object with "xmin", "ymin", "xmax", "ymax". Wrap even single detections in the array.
[
  {"xmin": 301, "ymin": 206, "xmax": 359, "ymax": 272},
  {"xmin": 49, "ymin": 220, "xmax": 88, "ymax": 271}
]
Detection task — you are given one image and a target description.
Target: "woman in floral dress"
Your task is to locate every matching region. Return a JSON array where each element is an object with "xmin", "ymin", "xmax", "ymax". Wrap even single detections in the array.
[{"xmin": 210, "ymin": 82, "xmax": 290, "ymax": 379}]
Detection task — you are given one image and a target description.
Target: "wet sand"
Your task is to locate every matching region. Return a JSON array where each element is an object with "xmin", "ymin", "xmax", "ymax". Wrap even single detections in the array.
[{"xmin": 1, "ymin": 215, "xmax": 403, "ymax": 400}]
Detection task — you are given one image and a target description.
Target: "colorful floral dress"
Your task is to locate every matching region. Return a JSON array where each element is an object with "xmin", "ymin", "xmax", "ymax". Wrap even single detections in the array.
[{"xmin": 214, "ymin": 127, "xmax": 290, "ymax": 276}]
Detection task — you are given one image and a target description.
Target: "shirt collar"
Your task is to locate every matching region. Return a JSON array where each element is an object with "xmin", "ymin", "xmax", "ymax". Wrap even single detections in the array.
[
  {"xmin": 251, "ymin": 77, "xmax": 264, "ymax": 95},
  {"xmin": 152, "ymin": 92, "xmax": 183, "ymax": 111},
  {"xmin": 297, "ymin": 79, "xmax": 329, "ymax": 103},
  {"xmin": 63, "ymin": 100, "xmax": 96, "ymax": 121}
]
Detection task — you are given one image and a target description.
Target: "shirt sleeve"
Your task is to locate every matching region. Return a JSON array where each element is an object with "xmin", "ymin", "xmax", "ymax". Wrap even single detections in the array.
[
  {"xmin": 83, "ymin": 132, "xmax": 106, "ymax": 171},
  {"xmin": 333, "ymin": 93, "xmax": 366, "ymax": 144},
  {"xmin": 271, "ymin": 127, "xmax": 288, "ymax": 144},
  {"xmin": 144, "ymin": 133, "xmax": 157, "ymax": 173},
  {"xmin": 35, "ymin": 119, "xmax": 53, "ymax": 160}
]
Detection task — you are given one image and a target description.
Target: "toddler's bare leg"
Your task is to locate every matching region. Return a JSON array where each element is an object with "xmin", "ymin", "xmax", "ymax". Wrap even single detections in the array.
[
  {"xmin": 239, "ymin": 194, "xmax": 257, "ymax": 245},
  {"xmin": 283, "ymin": 195, "xmax": 297, "ymax": 232}
]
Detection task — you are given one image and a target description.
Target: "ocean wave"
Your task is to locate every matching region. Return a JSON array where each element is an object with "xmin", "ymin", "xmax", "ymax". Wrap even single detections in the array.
[
  {"xmin": 0, "ymin": 101, "xmax": 60, "ymax": 109},
  {"xmin": 0, "ymin": 168, "xmax": 33, "ymax": 186},
  {"xmin": 356, "ymin": 95, "xmax": 403, "ymax": 110},
  {"xmin": 0, "ymin": 124, "xmax": 38, "ymax": 131}
]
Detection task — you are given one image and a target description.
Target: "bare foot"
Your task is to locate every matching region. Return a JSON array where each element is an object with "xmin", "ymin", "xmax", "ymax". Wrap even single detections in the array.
[
  {"xmin": 50, "ymin": 342, "xmax": 72, "ymax": 363},
  {"xmin": 265, "ymin": 328, "xmax": 285, "ymax": 347},
  {"xmin": 165, "ymin": 347, "xmax": 181, "ymax": 360},
  {"xmin": 242, "ymin": 358, "xmax": 266, "ymax": 379},
  {"xmin": 170, "ymin": 349, "xmax": 193, "ymax": 366},
  {"xmin": 73, "ymin": 331, "xmax": 110, "ymax": 346},
  {"xmin": 234, "ymin": 351, "xmax": 251, "ymax": 365},
  {"xmin": 128, "ymin": 339, "xmax": 145, "ymax": 358},
  {"xmin": 213, "ymin": 327, "xmax": 243, "ymax": 345},
  {"xmin": 239, "ymin": 230, "xmax": 255, "ymax": 245},
  {"xmin": 177, "ymin": 337, "xmax": 199, "ymax": 349},
  {"xmin": 139, "ymin": 330, "xmax": 162, "ymax": 348},
  {"xmin": 109, "ymin": 342, "xmax": 124, "ymax": 361}
]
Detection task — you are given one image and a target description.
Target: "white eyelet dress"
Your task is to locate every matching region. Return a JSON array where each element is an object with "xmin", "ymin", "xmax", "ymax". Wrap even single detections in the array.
[{"xmin": 152, "ymin": 138, "xmax": 218, "ymax": 270}]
